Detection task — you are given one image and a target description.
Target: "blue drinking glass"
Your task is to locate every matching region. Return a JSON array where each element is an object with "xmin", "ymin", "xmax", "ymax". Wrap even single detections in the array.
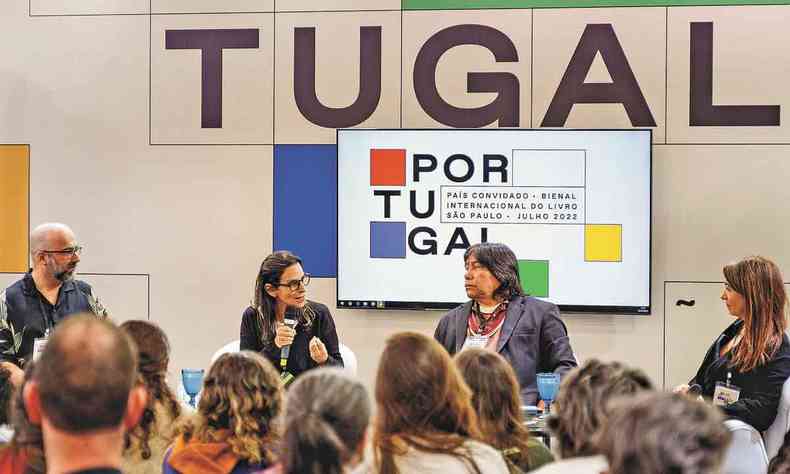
[
  {"xmin": 181, "ymin": 368, "xmax": 204, "ymax": 408},
  {"xmin": 536, "ymin": 372, "xmax": 561, "ymax": 416}
]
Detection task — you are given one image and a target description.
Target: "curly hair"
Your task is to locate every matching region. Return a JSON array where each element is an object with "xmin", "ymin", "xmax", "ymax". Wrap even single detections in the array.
[
  {"xmin": 8, "ymin": 362, "xmax": 45, "ymax": 474},
  {"xmin": 120, "ymin": 320, "xmax": 181, "ymax": 461},
  {"xmin": 282, "ymin": 368, "xmax": 370, "ymax": 474},
  {"xmin": 547, "ymin": 359, "xmax": 653, "ymax": 459},
  {"xmin": 597, "ymin": 392, "xmax": 731, "ymax": 474},
  {"xmin": 373, "ymin": 332, "xmax": 483, "ymax": 474},
  {"xmin": 177, "ymin": 351, "xmax": 283, "ymax": 465},
  {"xmin": 455, "ymin": 349, "xmax": 538, "ymax": 471}
]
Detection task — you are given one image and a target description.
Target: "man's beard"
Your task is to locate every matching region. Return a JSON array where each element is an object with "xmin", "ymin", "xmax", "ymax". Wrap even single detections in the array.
[{"xmin": 53, "ymin": 266, "xmax": 76, "ymax": 282}]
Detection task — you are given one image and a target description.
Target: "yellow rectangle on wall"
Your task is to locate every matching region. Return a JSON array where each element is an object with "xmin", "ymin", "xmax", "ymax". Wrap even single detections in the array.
[{"xmin": 0, "ymin": 145, "xmax": 29, "ymax": 272}]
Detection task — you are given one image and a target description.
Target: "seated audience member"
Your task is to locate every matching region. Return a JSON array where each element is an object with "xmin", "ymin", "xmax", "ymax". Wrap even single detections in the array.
[
  {"xmin": 163, "ymin": 352, "xmax": 282, "ymax": 474},
  {"xmin": 597, "ymin": 392, "xmax": 731, "ymax": 474},
  {"xmin": 240, "ymin": 251, "xmax": 343, "ymax": 382},
  {"xmin": 266, "ymin": 368, "xmax": 370, "ymax": 474},
  {"xmin": 769, "ymin": 431, "xmax": 790, "ymax": 473},
  {"xmin": 434, "ymin": 242, "xmax": 577, "ymax": 405},
  {"xmin": 533, "ymin": 359, "xmax": 653, "ymax": 474},
  {"xmin": 360, "ymin": 331, "xmax": 509, "ymax": 474},
  {"xmin": 0, "ymin": 366, "xmax": 15, "ymax": 442},
  {"xmin": 455, "ymin": 348, "xmax": 554, "ymax": 472},
  {"xmin": 120, "ymin": 320, "xmax": 184, "ymax": 474},
  {"xmin": 676, "ymin": 256, "xmax": 790, "ymax": 431},
  {"xmin": 0, "ymin": 362, "xmax": 45, "ymax": 474},
  {"xmin": 22, "ymin": 315, "xmax": 147, "ymax": 474}
]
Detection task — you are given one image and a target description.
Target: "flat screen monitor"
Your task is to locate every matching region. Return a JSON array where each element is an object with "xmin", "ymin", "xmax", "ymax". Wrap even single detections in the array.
[{"xmin": 337, "ymin": 129, "xmax": 651, "ymax": 314}]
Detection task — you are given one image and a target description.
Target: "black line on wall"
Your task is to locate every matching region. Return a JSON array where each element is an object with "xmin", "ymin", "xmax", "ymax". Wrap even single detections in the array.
[
  {"xmin": 148, "ymin": 0, "xmax": 152, "ymax": 146},
  {"xmin": 272, "ymin": 6, "xmax": 277, "ymax": 144},
  {"xmin": 400, "ymin": 7, "xmax": 404, "ymax": 128},
  {"xmin": 530, "ymin": 8, "xmax": 534, "ymax": 128},
  {"xmin": 664, "ymin": 7, "xmax": 668, "ymax": 145}
]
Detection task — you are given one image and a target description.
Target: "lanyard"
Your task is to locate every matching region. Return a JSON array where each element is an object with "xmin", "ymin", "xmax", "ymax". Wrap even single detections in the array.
[{"xmin": 36, "ymin": 297, "xmax": 54, "ymax": 336}]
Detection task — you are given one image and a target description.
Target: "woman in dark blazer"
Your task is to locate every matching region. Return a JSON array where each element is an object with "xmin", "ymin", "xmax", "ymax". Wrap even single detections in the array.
[
  {"xmin": 240, "ymin": 251, "xmax": 343, "ymax": 380},
  {"xmin": 678, "ymin": 256, "xmax": 790, "ymax": 431}
]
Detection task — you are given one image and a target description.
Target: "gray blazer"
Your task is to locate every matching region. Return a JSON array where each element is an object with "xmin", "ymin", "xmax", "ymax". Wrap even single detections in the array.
[{"xmin": 434, "ymin": 295, "xmax": 577, "ymax": 404}]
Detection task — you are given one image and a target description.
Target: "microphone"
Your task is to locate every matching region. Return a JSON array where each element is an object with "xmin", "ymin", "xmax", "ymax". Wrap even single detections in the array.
[
  {"xmin": 280, "ymin": 318, "xmax": 297, "ymax": 370},
  {"xmin": 688, "ymin": 384, "xmax": 703, "ymax": 397}
]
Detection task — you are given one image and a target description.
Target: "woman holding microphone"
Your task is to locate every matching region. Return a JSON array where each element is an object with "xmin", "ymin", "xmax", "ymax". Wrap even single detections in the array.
[
  {"xmin": 240, "ymin": 251, "xmax": 343, "ymax": 381},
  {"xmin": 678, "ymin": 256, "xmax": 790, "ymax": 431}
]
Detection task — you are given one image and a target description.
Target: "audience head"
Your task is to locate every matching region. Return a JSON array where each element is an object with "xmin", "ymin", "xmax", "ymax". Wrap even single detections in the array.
[
  {"xmin": 180, "ymin": 351, "xmax": 282, "ymax": 466},
  {"xmin": 547, "ymin": 359, "xmax": 653, "ymax": 459},
  {"xmin": 0, "ymin": 366, "xmax": 13, "ymax": 426},
  {"xmin": 9, "ymin": 361, "xmax": 45, "ymax": 473},
  {"xmin": 374, "ymin": 332, "xmax": 481, "ymax": 473},
  {"xmin": 722, "ymin": 256, "xmax": 788, "ymax": 371},
  {"xmin": 597, "ymin": 392, "xmax": 731, "ymax": 474},
  {"xmin": 463, "ymin": 243, "xmax": 524, "ymax": 303},
  {"xmin": 282, "ymin": 368, "xmax": 370, "ymax": 474},
  {"xmin": 30, "ymin": 222, "xmax": 81, "ymax": 282},
  {"xmin": 24, "ymin": 314, "xmax": 145, "ymax": 435},
  {"xmin": 455, "ymin": 348, "xmax": 534, "ymax": 467},
  {"xmin": 120, "ymin": 320, "xmax": 181, "ymax": 460}
]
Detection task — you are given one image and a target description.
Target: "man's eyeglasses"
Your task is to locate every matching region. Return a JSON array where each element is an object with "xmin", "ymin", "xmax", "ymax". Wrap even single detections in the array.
[
  {"xmin": 273, "ymin": 274, "xmax": 311, "ymax": 291},
  {"xmin": 41, "ymin": 246, "xmax": 83, "ymax": 257}
]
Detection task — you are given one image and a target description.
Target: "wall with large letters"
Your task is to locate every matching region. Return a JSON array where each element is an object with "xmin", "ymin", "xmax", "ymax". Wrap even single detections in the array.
[{"xmin": 2, "ymin": 0, "xmax": 790, "ymax": 390}]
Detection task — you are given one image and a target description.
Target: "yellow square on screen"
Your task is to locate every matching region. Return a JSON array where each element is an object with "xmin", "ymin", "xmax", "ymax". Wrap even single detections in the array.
[{"xmin": 585, "ymin": 224, "xmax": 622, "ymax": 262}]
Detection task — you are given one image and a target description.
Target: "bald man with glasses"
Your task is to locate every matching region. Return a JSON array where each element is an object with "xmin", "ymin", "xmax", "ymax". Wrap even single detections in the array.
[{"xmin": 0, "ymin": 223, "xmax": 108, "ymax": 375}]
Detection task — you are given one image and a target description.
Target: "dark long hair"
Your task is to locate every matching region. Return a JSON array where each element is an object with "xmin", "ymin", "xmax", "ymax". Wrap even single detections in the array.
[
  {"xmin": 723, "ymin": 256, "xmax": 788, "ymax": 372},
  {"xmin": 455, "ymin": 349, "xmax": 537, "ymax": 471},
  {"xmin": 120, "ymin": 320, "xmax": 181, "ymax": 460},
  {"xmin": 7, "ymin": 362, "xmax": 45, "ymax": 474},
  {"xmin": 373, "ymin": 332, "xmax": 483, "ymax": 474},
  {"xmin": 282, "ymin": 369, "xmax": 370, "ymax": 474},
  {"xmin": 253, "ymin": 251, "xmax": 315, "ymax": 350},
  {"xmin": 464, "ymin": 243, "xmax": 524, "ymax": 301}
]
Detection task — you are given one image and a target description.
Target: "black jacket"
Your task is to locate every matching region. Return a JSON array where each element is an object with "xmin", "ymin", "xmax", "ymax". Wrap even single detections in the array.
[
  {"xmin": 0, "ymin": 272, "xmax": 108, "ymax": 366},
  {"xmin": 240, "ymin": 300, "xmax": 343, "ymax": 378},
  {"xmin": 434, "ymin": 295, "xmax": 577, "ymax": 404},
  {"xmin": 690, "ymin": 319, "xmax": 790, "ymax": 431}
]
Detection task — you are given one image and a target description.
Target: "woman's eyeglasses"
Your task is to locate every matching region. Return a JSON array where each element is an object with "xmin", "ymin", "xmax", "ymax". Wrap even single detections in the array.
[{"xmin": 273, "ymin": 274, "xmax": 311, "ymax": 291}]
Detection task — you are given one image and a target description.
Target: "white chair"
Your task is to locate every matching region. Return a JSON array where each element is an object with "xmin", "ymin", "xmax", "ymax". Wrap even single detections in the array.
[
  {"xmin": 763, "ymin": 377, "xmax": 790, "ymax": 459},
  {"xmin": 722, "ymin": 419, "xmax": 769, "ymax": 474},
  {"xmin": 210, "ymin": 339, "xmax": 357, "ymax": 375}
]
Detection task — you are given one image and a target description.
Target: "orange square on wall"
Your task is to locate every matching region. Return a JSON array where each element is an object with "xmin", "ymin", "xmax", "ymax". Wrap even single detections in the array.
[{"xmin": 370, "ymin": 149, "xmax": 406, "ymax": 186}]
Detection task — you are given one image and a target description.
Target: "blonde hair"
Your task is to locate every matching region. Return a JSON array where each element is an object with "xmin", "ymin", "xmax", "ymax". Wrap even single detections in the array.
[
  {"xmin": 177, "ymin": 352, "xmax": 283, "ymax": 465},
  {"xmin": 548, "ymin": 359, "xmax": 653, "ymax": 459}
]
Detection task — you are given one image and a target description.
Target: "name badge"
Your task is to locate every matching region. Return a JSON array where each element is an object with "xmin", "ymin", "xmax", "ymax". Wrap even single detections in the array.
[
  {"xmin": 462, "ymin": 334, "xmax": 489, "ymax": 350},
  {"xmin": 33, "ymin": 337, "xmax": 48, "ymax": 361},
  {"xmin": 713, "ymin": 381, "xmax": 741, "ymax": 407}
]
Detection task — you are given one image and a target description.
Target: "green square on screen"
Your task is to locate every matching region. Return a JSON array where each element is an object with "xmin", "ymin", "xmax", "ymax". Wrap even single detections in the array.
[{"xmin": 518, "ymin": 260, "xmax": 549, "ymax": 298}]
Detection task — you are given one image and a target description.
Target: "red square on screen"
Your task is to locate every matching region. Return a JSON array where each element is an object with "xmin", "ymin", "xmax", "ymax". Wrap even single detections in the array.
[{"xmin": 370, "ymin": 149, "xmax": 406, "ymax": 186}]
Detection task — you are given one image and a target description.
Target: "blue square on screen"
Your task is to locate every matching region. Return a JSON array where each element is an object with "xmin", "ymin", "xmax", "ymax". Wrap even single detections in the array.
[
  {"xmin": 370, "ymin": 222, "xmax": 406, "ymax": 259},
  {"xmin": 274, "ymin": 145, "xmax": 337, "ymax": 277}
]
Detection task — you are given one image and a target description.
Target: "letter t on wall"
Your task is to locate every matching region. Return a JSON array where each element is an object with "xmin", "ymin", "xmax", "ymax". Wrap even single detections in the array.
[{"xmin": 165, "ymin": 29, "xmax": 259, "ymax": 128}]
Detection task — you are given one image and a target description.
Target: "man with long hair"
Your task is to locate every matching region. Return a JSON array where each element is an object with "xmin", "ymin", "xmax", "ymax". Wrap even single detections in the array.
[{"xmin": 434, "ymin": 242, "xmax": 577, "ymax": 404}]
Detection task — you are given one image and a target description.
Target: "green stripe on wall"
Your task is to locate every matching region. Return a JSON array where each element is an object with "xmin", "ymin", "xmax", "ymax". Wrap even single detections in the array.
[{"xmin": 403, "ymin": 0, "xmax": 790, "ymax": 9}]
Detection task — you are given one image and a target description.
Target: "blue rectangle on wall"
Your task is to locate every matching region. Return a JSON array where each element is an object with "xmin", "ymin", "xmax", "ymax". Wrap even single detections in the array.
[{"xmin": 273, "ymin": 145, "xmax": 337, "ymax": 277}]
